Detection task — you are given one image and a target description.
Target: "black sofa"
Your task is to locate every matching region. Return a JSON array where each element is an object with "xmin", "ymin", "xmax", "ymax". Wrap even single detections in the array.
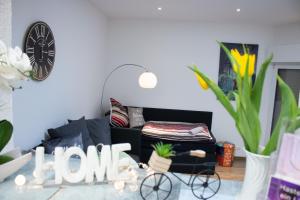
[{"xmin": 111, "ymin": 107, "xmax": 216, "ymax": 173}]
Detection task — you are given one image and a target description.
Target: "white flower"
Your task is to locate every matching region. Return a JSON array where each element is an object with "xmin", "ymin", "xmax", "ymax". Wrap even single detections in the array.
[
  {"xmin": 0, "ymin": 40, "xmax": 7, "ymax": 55},
  {"xmin": 0, "ymin": 65, "xmax": 23, "ymax": 80},
  {"xmin": 0, "ymin": 76, "xmax": 11, "ymax": 91},
  {"xmin": 8, "ymin": 47, "xmax": 32, "ymax": 73},
  {"xmin": 0, "ymin": 40, "xmax": 32, "ymax": 90}
]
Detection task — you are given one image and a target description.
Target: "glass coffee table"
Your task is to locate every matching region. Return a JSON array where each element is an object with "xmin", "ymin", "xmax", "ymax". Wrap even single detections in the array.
[{"xmin": 0, "ymin": 152, "xmax": 141, "ymax": 200}]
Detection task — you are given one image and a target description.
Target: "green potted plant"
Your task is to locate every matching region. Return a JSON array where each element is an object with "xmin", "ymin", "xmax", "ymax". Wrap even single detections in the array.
[
  {"xmin": 0, "ymin": 120, "xmax": 32, "ymax": 182},
  {"xmin": 189, "ymin": 42, "xmax": 300, "ymax": 199},
  {"xmin": 148, "ymin": 142, "xmax": 175, "ymax": 173},
  {"xmin": 0, "ymin": 120, "xmax": 13, "ymax": 164},
  {"xmin": 0, "ymin": 40, "xmax": 33, "ymax": 182},
  {"xmin": 0, "ymin": 39, "xmax": 32, "ymax": 153}
]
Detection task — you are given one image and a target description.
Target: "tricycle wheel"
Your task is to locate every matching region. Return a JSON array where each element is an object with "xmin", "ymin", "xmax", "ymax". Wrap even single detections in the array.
[
  {"xmin": 140, "ymin": 173, "xmax": 172, "ymax": 200},
  {"xmin": 191, "ymin": 169, "xmax": 221, "ymax": 199}
]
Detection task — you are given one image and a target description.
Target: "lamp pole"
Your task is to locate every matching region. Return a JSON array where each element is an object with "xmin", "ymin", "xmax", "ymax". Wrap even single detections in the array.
[{"xmin": 100, "ymin": 64, "xmax": 149, "ymax": 115}]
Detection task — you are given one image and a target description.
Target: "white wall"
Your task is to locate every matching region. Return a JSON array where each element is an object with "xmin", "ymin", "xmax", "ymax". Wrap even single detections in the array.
[
  {"xmin": 105, "ymin": 19, "xmax": 274, "ymax": 156},
  {"xmin": 0, "ymin": 0, "xmax": 11, "ymax": 45},
  {"xmin": 272, "ymin": 23, "xmax": 300, "ymax": 62},
  {"xmin": 12, "ymin": 0, "xmax": 107, "ymax": 150}
]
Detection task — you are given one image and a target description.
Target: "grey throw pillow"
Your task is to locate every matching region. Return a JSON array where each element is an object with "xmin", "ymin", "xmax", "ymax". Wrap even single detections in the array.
[
  {"xmin": 68, "ymin": 117, "xmax": 111, "ymax": 146},
  {"xmin": 48, "ymin": 118, "xmax": 93, "ymax": 152},
  {"xmin": 128, "ymin": 107, "xmax": 145, "ymax": 128},
  {"xmin": 43, "ymin": 134, "xmax": 83, "ymax": 154},
  {"xmin": 86, "ymin": 117, "xmax": 111, "ymax": 145}
]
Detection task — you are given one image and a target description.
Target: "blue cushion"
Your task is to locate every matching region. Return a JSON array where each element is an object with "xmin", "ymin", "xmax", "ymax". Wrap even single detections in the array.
[
  {"xmin": 86, "ymin": 117, "xmax": 111, "ymax": 145},
  {"xmin": 43, "ymin": 134, "xmax": 83, "ymax": 154},
  {"xmin": 48, "ymin": 118, "xmax": 93, "ymax": 152}
]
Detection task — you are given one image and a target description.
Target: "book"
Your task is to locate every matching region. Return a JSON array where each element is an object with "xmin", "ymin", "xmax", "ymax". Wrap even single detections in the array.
[{"xmin": 267, "ymin": 175, "xmax": 300, "ymax": 200}]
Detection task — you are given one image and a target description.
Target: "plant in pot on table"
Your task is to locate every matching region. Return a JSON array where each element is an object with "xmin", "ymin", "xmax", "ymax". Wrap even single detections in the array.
[
  {"xmin": 189, "ymin": 42, "xmax": 300, "ymax": 200},
  {"xmin": 0, "ymin": 120, "xmax": 13, "ymax": 164},
  {"xmin": 148, "ymin": 142, "xmax": 175, "ymax": 173},
  {"xmin": 0, "ymin": 40, "xmax": 33, "ymax": 182}
]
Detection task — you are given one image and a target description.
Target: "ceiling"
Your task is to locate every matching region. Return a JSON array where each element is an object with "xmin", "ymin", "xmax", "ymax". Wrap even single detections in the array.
[{"xmin": 89, "ymin": 0, "xmax": 300, "ymax": 26}]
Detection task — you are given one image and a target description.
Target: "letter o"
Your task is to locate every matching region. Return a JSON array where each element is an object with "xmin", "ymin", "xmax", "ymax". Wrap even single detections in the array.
[{"xmin": 62, "ymin": 147, "xmax": 87, "ymax": 183}]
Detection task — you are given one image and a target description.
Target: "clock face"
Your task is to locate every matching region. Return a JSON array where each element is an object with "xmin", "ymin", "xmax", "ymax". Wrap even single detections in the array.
[{"xmin": 24, "ymin": 22, "xmax": 55, "ymax": 81}]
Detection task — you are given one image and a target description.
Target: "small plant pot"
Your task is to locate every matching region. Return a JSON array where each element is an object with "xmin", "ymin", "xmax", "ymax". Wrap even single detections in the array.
[{"xmin": 148, "ymin": 151, "xmax": 172, "ymax": 173}]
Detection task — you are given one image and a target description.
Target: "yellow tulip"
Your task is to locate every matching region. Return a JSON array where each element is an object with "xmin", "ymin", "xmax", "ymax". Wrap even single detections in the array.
[
  {"xmin": 195, "ymin": 72, "xmax": 209, "ymax": 90},
  {"xmin": 230, "ymin": 49, "xmax": 256, "ymax": 77}
]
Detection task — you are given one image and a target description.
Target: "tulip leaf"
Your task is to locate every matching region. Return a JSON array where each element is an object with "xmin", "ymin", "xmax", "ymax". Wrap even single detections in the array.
[
  {"xmin": 189, "ymin": 66, "xmax": 237, "ymax": 120},
  {"xmin": 242, "ymin": 98, "xmax": 261, "ymax": 153},
  {"xmin": 235, "ymin": 106, "xmax": 253, "ymax": 151},
  {"xmin": 232, "ymin": 92, "xmax": 245, "ymax": 146},
  {"xmin": 242, "ymin": 54, "xmax": 251, "ymax": 99},
  {"xmin": 251, "ymin": 54, "xmax": 273, "ymax": 112},
  {"xmin": 0, "ymin": 120, "xmax": 13, "ymax": 152},
  {"xmin": 286, "ymin": 118, "xmax": 300, "ymax": 133},
  {"xmin": 263, "ymin": 76, "xmax": 298, "ymax": 155},
  {"xmin": 218, "ymin": 41, "xmax": 236, "ymax": 71}
]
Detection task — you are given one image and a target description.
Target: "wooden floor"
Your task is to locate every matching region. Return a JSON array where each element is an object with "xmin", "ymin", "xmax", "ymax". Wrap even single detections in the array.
[{"xmin": 215, "ymin": 157, "xmax": 246, "ymax": 181}]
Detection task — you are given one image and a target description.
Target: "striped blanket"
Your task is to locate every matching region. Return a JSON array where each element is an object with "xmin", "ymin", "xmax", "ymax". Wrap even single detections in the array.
[{"xmin": 142, "ymin": 121, "xmax": 213, "ymax": 141}]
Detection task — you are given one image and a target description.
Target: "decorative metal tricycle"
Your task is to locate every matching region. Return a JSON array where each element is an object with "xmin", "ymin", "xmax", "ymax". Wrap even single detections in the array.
[{"xmin": 139, "ymin": 150, "xmax": 221, "ymax": 200}]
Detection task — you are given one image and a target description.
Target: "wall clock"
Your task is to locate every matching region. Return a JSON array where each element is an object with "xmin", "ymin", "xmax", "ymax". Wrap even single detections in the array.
[{"xmin": 24, "ymin": 21, "xmax": 55, "ymax": 81}]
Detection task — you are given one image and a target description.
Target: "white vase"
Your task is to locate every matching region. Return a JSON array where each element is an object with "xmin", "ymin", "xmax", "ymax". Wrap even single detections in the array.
[
  {"xmin": 236, "ymin": 149, "xmax": 270, "ymax": 200},
  {"xmin": 0, "ymin": 148, "xmax": 32, "ymax": 182}
]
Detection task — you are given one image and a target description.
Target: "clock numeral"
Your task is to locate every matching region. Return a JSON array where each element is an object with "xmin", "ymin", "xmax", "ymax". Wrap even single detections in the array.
[
  {"xmin": 26, "ymin": 47, "xmax": 34, "ymax": 54},
  {"xmin": 41, "ymin": 25, "xmax": 45, "ymax": 37},
  {"xmin": 47, "ymin": 58, "xmax": 53, "ymax": 66},
  {"xmin": 35, "ymin": 26, "xmax": 41, "ymax": 38},
  {"xmin": 32, "ymin": 63, "xmax": 38, "ymax": 73},
  {"xmin": 44, "ymin": 65, "xmax": 49, "ymax": 75},
  {"xmin": 30, "ymin": 36, "xmax": 36, "ymax": 43},
  {"xmin": 45, "ymin": 31, "xmax": 50, "ymax": 41},
  {"xmin": 39, "ymin": 67, "xmax": 43, "ymax": 79},
  {"xmin": 29, "ymin": 55, "xmax": 35, "ymax": 64},
  {"xmin": 48, "ymin": 50, "xmax": 55, "ymax": 57},
  {"xmin": 48, "ymin": 40, "xmax": 54, "ymax": 47}
]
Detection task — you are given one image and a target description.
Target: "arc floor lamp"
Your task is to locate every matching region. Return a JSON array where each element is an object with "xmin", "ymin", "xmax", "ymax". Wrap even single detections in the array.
[{"xmin": 100, "ymin": 64, "xmax": 158, "ymax": 115}]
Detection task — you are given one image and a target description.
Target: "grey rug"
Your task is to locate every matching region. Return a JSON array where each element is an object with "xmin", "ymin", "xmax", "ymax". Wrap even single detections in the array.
[{"xmin": 178, "ymin": 178, "xmax": 242, "ymax": 200}]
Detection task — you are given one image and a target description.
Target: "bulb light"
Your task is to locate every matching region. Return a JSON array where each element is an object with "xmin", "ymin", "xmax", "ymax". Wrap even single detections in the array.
[{"xmin": 15, "ymin": 174, "xmax": 26, "ymax": 186}]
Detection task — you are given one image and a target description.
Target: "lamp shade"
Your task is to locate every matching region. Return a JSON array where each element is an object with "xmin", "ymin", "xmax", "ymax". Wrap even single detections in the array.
[{"xmin": 138, "ymin": 72, "xmax": 157, "ymax": 89}]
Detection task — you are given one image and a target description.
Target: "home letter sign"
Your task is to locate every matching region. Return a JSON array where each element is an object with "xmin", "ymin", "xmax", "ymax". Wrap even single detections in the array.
[{"xmin": 34, "ymin": 143, "xmax": 131, "ymax": 184}]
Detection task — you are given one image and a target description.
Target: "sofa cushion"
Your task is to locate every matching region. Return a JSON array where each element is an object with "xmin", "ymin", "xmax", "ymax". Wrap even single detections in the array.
[
  {"xmin": 110, "ymin": 98, "xmax": 129, "ymax": 127},
  {"xmin": 128, "ymin": 107, "xmax": 145, "ymax": 128},
  {"xmin": 43, "ymin": 133, "xmax": 83, "ymax": 154},
  {"xmin": 48, "ymin": 118, "xmax": 93, "ymax": 152},
  {"xmin": 86, "ymin": 117, "xmax": 111, "ymax": 145},
  {"xmin": 68, "ymin": 117, "xmax": 111, "ymax": 145}
]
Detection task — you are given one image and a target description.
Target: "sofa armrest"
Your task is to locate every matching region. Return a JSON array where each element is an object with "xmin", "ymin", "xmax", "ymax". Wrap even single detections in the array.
[{"xmin": 111, "ymin": 127, "xmax": 141, "ymax": 156}]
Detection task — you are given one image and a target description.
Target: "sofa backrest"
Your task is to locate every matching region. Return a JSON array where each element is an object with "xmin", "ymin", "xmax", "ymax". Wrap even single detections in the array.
[{"xmin": 142, "ymin": 107, "xmax": 213, "ymax": 131}]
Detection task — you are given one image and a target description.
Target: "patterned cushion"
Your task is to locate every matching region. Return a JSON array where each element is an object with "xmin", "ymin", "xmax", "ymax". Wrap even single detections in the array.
[
  {"xmin": 110, "ymin": 98, "xmax": 129, "ymax": 127},
  {"xmin": 128, "ymin": 107, "xmax": 145, "ymax": 128}
]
